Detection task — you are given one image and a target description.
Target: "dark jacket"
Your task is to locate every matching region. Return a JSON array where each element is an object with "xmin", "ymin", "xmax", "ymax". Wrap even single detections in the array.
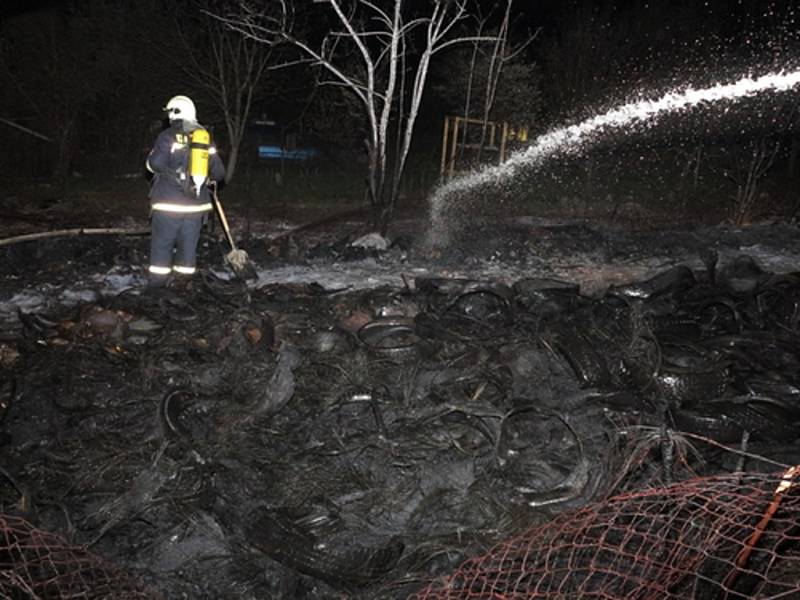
[{"xmin": 146, "ymin": 121, "xmax": 226, "ymax": 210}]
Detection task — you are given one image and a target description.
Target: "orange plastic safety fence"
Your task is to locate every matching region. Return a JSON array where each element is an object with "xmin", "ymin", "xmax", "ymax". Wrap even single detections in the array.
[
  {"xmin": 0, "ymin": 513, "xmax": 159, "ymax": 599},
  {"xmin": 414, "ymin": 468, "xmax": 800, "ymax": 599}
]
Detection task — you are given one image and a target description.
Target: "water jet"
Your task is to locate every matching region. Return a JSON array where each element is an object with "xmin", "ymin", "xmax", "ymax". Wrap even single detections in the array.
[{"xmin": 428, "ymin": 68, "xmax": 800, "ymax": 247}]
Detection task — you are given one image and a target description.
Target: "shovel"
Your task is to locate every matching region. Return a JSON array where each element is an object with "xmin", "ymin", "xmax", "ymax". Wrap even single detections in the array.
[{"xmin": 210, "ymin": 182, "xmax": 257, "ymax": 279}]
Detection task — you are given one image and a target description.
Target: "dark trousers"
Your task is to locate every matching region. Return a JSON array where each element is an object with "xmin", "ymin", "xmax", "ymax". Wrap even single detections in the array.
[{"xmin": 149, "ymin": 211, "xmax": 204, "ymax": 284}]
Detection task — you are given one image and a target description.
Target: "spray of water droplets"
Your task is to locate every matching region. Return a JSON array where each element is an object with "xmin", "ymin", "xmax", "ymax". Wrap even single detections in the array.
[{"xmin": 428, "ymin": 68, "xmax": 800, "ymax": 246}]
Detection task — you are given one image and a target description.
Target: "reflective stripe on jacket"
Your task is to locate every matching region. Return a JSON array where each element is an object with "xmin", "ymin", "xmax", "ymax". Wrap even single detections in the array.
[{"xmin": 151, "ymin": 202, "xmax": 212, "ymax": 213}]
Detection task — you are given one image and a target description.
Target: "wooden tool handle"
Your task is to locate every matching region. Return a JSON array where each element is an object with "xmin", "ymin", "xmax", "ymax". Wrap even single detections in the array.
[{"xmin": 211, "ymin": 185, "xmax": 238, "ymax": 251}]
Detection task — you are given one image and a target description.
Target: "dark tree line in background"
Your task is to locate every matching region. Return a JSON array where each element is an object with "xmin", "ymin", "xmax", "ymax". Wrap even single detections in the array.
[
  {"xmin": 538, "ymin": 0, "xmax": 799, "ymax": 119},
  {"xmin": 1, "ymin": 0, "xmax": 799, "ymax": 225},
  {"xmin": 0, "ymin": 1, "xmax": 162, "ymax": 178},
  {"xmin": 0, "ymin": 0, "xmax": 295, "ymax": 179},
  {"xmin": 533, "ymin": 0, "xmax": 800, "ymax": 224}
]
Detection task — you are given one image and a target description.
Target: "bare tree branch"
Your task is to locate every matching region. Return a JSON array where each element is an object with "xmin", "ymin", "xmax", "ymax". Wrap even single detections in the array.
[
  {"xmin": 171, "ymin": 0, "xmax": 278, "ymax": 182},
  {"xmin": 0, "ymin": 116, "xmax": 53, "ymax": 142}
]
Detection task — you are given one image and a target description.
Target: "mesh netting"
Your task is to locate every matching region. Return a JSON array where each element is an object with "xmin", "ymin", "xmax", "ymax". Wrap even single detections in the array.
[
  {"xmin": 0, "ymin": 513, "xmax": 159, "ymax": 599},
  {"xmin": 414, "ymin": 467, "xmax": 800, "ymax": 599}
]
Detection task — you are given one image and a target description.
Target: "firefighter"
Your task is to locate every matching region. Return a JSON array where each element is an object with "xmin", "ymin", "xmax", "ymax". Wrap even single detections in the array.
[{"xmin": 145, "ymin": 95, "xmax": 225, "ymax": 289}]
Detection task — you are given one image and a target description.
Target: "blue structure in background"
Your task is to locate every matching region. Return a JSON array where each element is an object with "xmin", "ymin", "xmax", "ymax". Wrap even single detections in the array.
[
  {"xmin": 257, "ymin": 145, "xmax": 318, "ymax": 161},
  {"xmin": 251, "ymin": 117, "xmax": 319, "ymax": 162}
]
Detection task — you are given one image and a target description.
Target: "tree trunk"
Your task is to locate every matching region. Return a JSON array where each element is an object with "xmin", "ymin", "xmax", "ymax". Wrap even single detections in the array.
[
  {"xmin": 226, "ymin": 142, "xmax": 240, "ymax": 183},
  {"xmin": 52, "ymin": 117, "xmax": 76, "ymax": 178},
  {"xmin": 788, "ymin": 137, "xmax": 799, "ymax": 178}
]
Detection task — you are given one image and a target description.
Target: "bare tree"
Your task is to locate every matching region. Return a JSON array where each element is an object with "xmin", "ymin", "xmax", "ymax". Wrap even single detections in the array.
[
  {"xmin": 459, "ymin": 8, "xmax": 488, "ymax": 152},
  {"xmin": 430, "ymin": 2, "xmax": 540, "ymax": 174},
  {"xmin": 173, "ymin": 0, "xmax": 276, "ymax": 183},
  {"xmin": 474, "ymin": 0, "xmax": 538, "ymax": 163},
  {"xmin": 224, "ymin": 0, "xmax": 493, "ymax": 234},
  {"xmin": 726, "ymin": 139, "xmax": 779, "ymax": 226}
]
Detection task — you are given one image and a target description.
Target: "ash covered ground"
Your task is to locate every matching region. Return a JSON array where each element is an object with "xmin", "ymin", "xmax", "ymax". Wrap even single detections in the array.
[{"xmin": 2, "ymin": 210, "xmax": 800, "ymax": 599}]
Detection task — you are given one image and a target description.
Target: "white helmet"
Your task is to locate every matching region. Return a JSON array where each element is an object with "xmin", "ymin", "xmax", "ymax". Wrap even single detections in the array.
[{"xmin": 163, "ymin": 95, "xmax": 196, "ymax": 123}]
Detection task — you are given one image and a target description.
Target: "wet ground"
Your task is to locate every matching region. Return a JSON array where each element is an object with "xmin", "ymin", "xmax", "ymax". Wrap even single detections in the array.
[{"xmin": 1, "ymin": 206, "xmax": 800, "ymax": 598}]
